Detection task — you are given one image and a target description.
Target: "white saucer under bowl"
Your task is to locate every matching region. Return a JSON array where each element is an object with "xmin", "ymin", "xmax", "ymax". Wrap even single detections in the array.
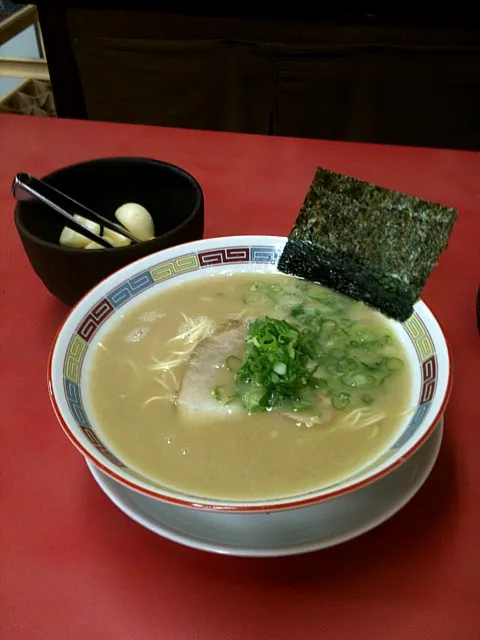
[{"xmin": 86, "ymin": 419, "xmax": 443, "ymax": 557}]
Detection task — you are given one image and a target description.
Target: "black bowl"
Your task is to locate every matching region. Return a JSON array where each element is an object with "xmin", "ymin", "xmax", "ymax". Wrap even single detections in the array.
[{"xmin": 14, "ymin": 157, "xmax": 204, "ymax": 306}]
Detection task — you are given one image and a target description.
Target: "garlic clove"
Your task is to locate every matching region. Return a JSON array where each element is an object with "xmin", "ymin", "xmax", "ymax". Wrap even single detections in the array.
[
  {"xmin": 84, "ymin": 240, "xmax": 104, "ymax": 250},
  {"xmin": 73, "ymin": 214, "xmax": 101, "ymax": 237},
  {"xmin": 59, "ymin": 226, "xmax": 89, "ymax": 248},
  {"xmin": 59, "ymin": 214, "xmax": 101, "ymax": 248},
  {"xmin": 103, "ymin": 227, "xmax": 132, "ymax": 247},
  {"xmin": 114, "ymin": 202, "xmax": 155, "ymax": 241}
]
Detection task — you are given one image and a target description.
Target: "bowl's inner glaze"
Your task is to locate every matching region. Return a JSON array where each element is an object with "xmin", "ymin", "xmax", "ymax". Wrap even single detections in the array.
[{"xmin": 51, "ymin": 239, "xmax": 446, "ymax": 508}]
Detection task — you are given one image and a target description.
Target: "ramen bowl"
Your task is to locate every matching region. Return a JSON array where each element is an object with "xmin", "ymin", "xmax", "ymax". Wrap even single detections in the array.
[{"xmin": 49, "ymin": 235, "xmax": 451, "ymax": 522}]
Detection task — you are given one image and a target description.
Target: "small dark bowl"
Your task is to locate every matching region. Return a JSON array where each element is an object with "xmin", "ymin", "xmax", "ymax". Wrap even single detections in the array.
[{"xmin": 14, "ymin": 157, "xmax": 204, "ymax": 306}]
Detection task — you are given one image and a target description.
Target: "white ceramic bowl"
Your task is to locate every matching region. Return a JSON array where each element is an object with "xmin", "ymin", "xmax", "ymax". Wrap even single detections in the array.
[
  {"xmin": 85, "ymin": 421, "xmax": 444, "ymax": 556},
  {"xmin": 49, "ymin": 236, "xmax": 451, "ymax": 514}
]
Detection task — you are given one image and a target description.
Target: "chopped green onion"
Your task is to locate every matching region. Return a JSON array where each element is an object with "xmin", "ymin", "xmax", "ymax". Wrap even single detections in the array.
[
  {"xmin": 329, "ymin": 348, "xmax": 344, "ymax": 359},
  {"xmin": 361, "ymin": 361, "xmax": 383, "ymax": 372},
  {"xmin": 247, "ymin": 292, "xmax": 268, "ymax": 304},
  {"xmin": 245, "ymin": 281, "xmax": 284, "ymax": 304},
  {"xmin": 225, "ymin": 355, "xmax": 242, "ymax": 372},
  {"xmin": 211, "ymin": 386, "xmax": 224, "ymax": 402},
  {"xmin": 290, "ymin": 306, "xmax": 305, "ymax": 318},
  {"xmin": 295, "ymin": 280, "xmax": 310, "ymax": 291},
  {"xmin": 273, "ymin": 362, "xmax": 287, "ymax": 375},
  {"xmin": 341, "ymin": 373, "xmax": 376, "ymax": 388},
  {"xmin": 321, "ymin": 320, "xmax": 337, "ymax": 339},
  {"xmin": 241, "ymin": 387, "xmax": 267, "ymax": 412},
  {"xmin": 234, "ymin": 318, "xmax": 317, "ymax": 412},
  {"xmin": 386, "ymin": 357, "xmax": 404, "ymax": 371},
  {"xmin": 228, "ymin": 281, "xmax": 407, "ymax": 416},
  {"xmin": 310, "ymin": 377, "xmax": 328, "ymax": 390},
  {"xmin": 335, "ymin": 357, "xmax": 359, "ymax": 374},
  {"xmin": 331, "ymin": 392, "xmax": 351, "ymax": 410},
  {"xmin": 225, "ymin": 394, "xmax": 238, "ymax": 406},
  {"xmin": 291, "ymin": 399, "xmax": 314, "ymax": 413}
]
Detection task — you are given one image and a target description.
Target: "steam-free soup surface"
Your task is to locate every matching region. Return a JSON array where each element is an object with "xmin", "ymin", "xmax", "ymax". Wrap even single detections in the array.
[{"xmin": 89, "ymin": 274, "xmax": 411, "ymax": 500}]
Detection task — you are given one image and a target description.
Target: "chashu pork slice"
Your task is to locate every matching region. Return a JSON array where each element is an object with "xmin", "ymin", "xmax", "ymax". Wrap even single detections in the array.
[{"xmin": 176, "ymin": 322, "xmax": 246, "ymax": 419}]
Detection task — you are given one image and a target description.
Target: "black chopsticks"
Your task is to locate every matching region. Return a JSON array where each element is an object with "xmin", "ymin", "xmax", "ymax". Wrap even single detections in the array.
[{"xmin": 12, "ymin": 173, "xmax": 142, "ymax": 248}]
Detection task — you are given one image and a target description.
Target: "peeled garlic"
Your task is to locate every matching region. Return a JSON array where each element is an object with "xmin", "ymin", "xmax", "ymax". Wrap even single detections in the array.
[
  {"xmin": 115, "ymin": 203, "xmax": 155, "ymax": 241},
  {"xmin": 59, "ymin": 215, "xmax": 101, "ymax": 248},
  {"xmin": 84, "ymin": 240, "xmax": 104, "ymax": 250},
  {"xmin": 103, "ymin": 227, "xmax": 132, "ymax": 247},
  {"xmin": 58, "ymin": 204, "xmax": 155, "ymax": 250}
]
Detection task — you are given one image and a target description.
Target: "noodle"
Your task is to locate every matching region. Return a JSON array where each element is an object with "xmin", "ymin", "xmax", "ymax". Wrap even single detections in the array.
[{"xmin": 342, "ymin": 407, "xmax": 386, "ymax": 430}]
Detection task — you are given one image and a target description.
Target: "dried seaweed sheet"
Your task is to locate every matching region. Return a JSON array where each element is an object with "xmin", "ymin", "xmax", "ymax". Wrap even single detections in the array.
[{"xmin": 278, "ymin": 168, "xmax": 457, "ymax": 321}]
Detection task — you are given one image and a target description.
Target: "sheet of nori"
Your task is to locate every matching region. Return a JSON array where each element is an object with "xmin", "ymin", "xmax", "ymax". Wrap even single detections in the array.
[{"xmin": 278, "ymin": 168, "xmax": 457, "ymax": 321}]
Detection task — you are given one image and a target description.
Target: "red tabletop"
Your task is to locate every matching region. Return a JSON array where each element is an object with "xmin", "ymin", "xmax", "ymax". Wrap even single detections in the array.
[{"xmin": 1, "ymin": 114, "xmax": 479, "ymax": 640}]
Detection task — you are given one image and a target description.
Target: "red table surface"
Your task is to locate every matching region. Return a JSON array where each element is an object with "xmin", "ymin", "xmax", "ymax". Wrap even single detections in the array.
[{"xmin": 1, "ymin": 114, "xmax": 479, "ymax": 640}]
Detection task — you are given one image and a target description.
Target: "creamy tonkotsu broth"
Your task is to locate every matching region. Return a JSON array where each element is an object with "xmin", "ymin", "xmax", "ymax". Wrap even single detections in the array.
[{"xmin": 88, "ymin": 274, "xmax": 411, "ymax": 500}]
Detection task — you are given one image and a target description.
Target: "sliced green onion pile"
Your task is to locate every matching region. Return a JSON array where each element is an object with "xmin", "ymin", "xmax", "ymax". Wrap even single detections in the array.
[{"xmin": 211, "ymin": 280, "xmax": 405, "ymax": 415}]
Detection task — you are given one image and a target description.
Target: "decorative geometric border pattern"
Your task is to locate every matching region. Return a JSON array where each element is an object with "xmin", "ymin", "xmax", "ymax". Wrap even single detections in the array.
[
  {"xmin": 77, "ymin": 299, "xmax": 114, "ymax": 342},
  {"xmin": 61, "ymin": 245, "xmax": 439, "ymax": 471},
  {"xmin": 108, "ymin": 272, "xmax": 154, "ymax": 307},
  {"xmin": 420, "ymin": 357, "xmax": 437, "ymax": 404},
  {"xmin": 198, "ymin": 247, "xmax": 250, "ymax": 266},
  {"xmin": 250, "ymin": 247, "xmax": 280, "ymax": 263},
  {"xmin": 82, "ymin": 426, "xmax": 125, "ymax": 467},
  {"xmin": 404, "ymin": 314, "xmax": 435, "ymax": 361},
  {"xmin": 150, "ymin": 253, "xmax": 200, "ymax": 282},
  {"xmin": 403, "ymin": 314, "xmax": 438, "ymax": 404},
  {"xmin": 64, "ymin": 335, "xmax": 87, "ymax": 384},
  {"xmin": 393, "ymin": 402, "xmax": 431, "ymax": 449},
  {"xmin": 395, "ymin": 313, "xmax": 437, "ymax": 448}
]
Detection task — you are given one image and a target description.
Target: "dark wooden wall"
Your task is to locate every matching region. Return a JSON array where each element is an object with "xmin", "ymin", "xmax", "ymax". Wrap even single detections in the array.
[{"xmin": 36, "ymin": 6, "xmax": 480, "ymax": 150}]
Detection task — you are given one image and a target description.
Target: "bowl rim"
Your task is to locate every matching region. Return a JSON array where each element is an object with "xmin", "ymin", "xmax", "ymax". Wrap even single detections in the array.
[
  {"xmin": 14, "ymin": 156, "xmax": 204, "ymax": 254},
  {"xmin": 48, "ymin": 234, "xmax": 452, "ymax": 512}
]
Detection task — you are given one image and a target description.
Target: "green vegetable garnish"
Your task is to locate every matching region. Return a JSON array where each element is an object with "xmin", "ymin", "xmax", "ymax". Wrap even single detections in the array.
[
  {"xmin": 225, "ymin": 355, "xmax": 242, "ymax": 372},
  {"xmin": 331, "ymin": 392, "xmax": 351, "ymax": 410},
  {"xmin": 211, "ymin": 386, "xmax": 225, "ymax": 402},
  {"xmin": 217, "ymin": 279, "xmax": 406, "ymax": 416},
  {"xmin": 234, "ymin": 317, "xmax": 316, "ymax": 413},
  {"xmin": 386, "ymin": 357, "xmax": 404, "ymax": 371},
  {"xmin": 341, "ymin": 372, "xmax": 376, "ymax": 388}
]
